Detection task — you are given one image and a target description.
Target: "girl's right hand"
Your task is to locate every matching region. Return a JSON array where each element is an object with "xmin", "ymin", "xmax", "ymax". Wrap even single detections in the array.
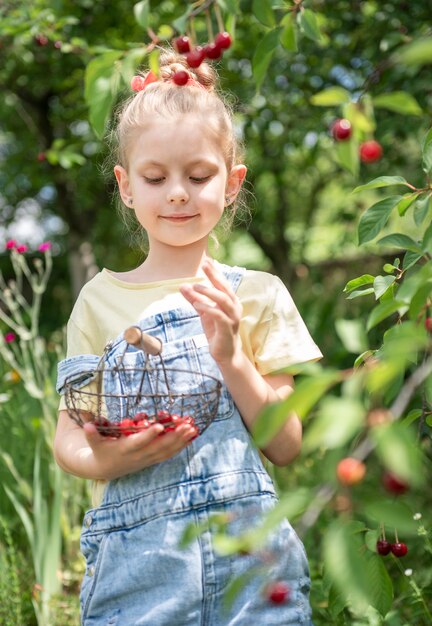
[
  {"xmin": 83, "ymin": 421, "xmax": 196, "ymax": 479},
  {"xmin": 53, "ymin": 410, "xmax": 197, "ymax": 481}
]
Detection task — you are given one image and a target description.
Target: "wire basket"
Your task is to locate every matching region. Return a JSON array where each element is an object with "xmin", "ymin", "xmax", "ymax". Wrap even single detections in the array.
[{"xmin": 64, "ymin": 326, "xmax": 222, "ymax": 438}]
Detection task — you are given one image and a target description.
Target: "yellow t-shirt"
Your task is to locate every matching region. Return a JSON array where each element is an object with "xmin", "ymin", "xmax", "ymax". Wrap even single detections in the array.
[{"xmin": 60, "ymin": 264, "xmax": 321, "ymax": 383}]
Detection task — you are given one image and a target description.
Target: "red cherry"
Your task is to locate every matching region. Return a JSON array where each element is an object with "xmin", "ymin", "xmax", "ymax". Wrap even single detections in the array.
[
  {"xmin": 360, "ymin": 140, "xmax": 383, "ymax": 163},
  {"xmin": 266, "ymin": 581, "xmax": 290, "ymax": 604},
  {"xmin": 425, "ymin": 317, "xmax": 432, "ymax": 333},
  {"xmin": 130, "ymin": 75, "xmax": 146, "ymax": 92},
  {"xmin": 37, "ymin": 152, "xmax": 46, "ymax": 162},
  {"xmin": 203, "ymin": 43, "xmax": 223, "ymax": 60},
  {"xmin": 172, "ymin": 70, "xmax": 190, "ymax": 86},
  {"xmin": 157, "ymin": 410, "xmax": 172, "ymax": 424},
  {"xmin": 185, "ymin": 47, "xmax": 205, "ymax": 68},
  {"xmin": 134, "ymin": 411, "xmax": 149, "ymax": 421},
  {"xmin": 54, "ymin": 40, "xmax": 62, "ymax": 50},
  {"xmin": 382, "ymin": 471, "xmax": 409, "ymax": 495},
  {"xmin": 376, "ymin": 539, "xmax": 392, "ymax": 556},
  {"xmin": 119, "ymin": 418, "xmax": 135, "ymax": 436},
  {"xmin": 174, "ymin": 36, "xmax": 191, "ymax": 54},
  {"xmin": 214, "ymin": 31, "xmax": 232, "ymax": 50},
  {"xmin": 336, "ymin": 457, "xmax": 366, "ymax": 485},
  {"xmin": 35, "ymin": 34, "xmax": 49, "ymax": 46},
  {"xmin": 391, "ymin": 542, "xmax": 408, "ymax": 557},
  {"xmin": 331, "ymin": 118, "xmax": 352, "ymax": 141}
]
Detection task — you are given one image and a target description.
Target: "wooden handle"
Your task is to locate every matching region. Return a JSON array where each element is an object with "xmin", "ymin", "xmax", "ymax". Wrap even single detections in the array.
[{"xmin": 123, "ymin": 326, "xmax": 162, "ymax": 356}]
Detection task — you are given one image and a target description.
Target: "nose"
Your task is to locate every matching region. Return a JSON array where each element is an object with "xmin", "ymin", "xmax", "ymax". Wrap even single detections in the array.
[{"xmin": 167, "ymin": 184, "xmax": 189, "ymax": 205}]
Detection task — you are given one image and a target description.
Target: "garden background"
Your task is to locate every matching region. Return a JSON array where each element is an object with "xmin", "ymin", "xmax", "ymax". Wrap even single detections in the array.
[{"xmin": 0, "ymin": 1, "xmax": 431, "ymax": 624}]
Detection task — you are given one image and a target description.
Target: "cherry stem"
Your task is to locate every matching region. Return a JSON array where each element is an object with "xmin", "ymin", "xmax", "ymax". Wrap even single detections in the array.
[
  {"xmin": 205, "ymin": 8, "xmax": 214, "ymax": 41},
  {"xmin": 380, "ymin": 522, "xmax": 386, "ymax": 541},
  {"xmin": 214, "ymin": 2, "xmax": 225, "ymax": 33},
  {"xmin": 394, "ymin": 528, "xmax": 399, "ymax": 543}
]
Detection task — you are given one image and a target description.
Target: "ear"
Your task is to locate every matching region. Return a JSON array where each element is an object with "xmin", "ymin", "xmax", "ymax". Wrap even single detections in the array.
[
  {"xmin": 114, "ymin": 165, "xmax": 133, "ymax": 206},
  {"xmin": 226, "ymin": 164, "xmax": 247, "ymax": 202}
]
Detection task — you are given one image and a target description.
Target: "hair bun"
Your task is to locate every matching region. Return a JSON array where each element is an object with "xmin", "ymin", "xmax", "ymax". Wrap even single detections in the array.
[{"xmin": 159, "ymin": 49, "xmax": 217, "ymax": 91}]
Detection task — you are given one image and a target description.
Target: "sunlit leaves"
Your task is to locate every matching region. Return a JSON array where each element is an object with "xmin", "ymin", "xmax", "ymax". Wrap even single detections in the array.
[
  {"xmin": 372, "ymin": 91, "xmax": 422, "ymax": 116},
  {"xmin": 358, "ymin": 196, "xmax": 402, "ymax": 244},
  {"xmin": 352, "ymin": 176, "xmax": 410, "ymax": 193},
  {"xmin": 252, "ymin": 27, "xmax": 282, "ymax": 92},
  {"xmin": 84, "ymin": 50, "xmax": 123, "ymax": 138}
]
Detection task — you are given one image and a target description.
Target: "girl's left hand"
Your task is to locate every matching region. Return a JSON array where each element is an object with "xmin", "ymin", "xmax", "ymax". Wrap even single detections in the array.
[{"xmin": 179, "ymin": 259, "xmax": 242, "ymax": 365}]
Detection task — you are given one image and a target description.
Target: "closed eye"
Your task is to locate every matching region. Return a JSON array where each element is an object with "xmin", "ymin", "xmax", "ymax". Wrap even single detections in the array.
[
  {"xmin": 144, "ymin": 177, "xmax": 165, "ymax": 184},
  {"xmin": 190, "ymin": 176, "xmax": 211, "ymax": 183}
]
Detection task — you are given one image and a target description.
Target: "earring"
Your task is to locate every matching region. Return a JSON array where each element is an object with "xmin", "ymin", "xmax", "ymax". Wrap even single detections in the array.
[
  {"xmin": 225, "ymin": 195, "xmax": 231, "ymax": 206},
  {"xmin": 128, "ymin": 198, "xmax": 133, "ymax": 206}
]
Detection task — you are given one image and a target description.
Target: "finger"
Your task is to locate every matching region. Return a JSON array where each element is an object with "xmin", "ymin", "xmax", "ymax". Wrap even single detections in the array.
[
  {"xmin": 83, "ymin": 422, "xmax": 105, "ymax": 446},
  {"xmin": 202, "ymin": 259, "xmax": 236, "ymax": 300},
  {"xmin": 191, "ymin": 283, "xmax": 240, "ymax": 318}
]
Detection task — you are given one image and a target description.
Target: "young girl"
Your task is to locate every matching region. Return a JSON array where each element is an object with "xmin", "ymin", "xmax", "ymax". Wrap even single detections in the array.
[{"xmin": 54, "ymin": 49, "xmax": 322, "ymax": 626}]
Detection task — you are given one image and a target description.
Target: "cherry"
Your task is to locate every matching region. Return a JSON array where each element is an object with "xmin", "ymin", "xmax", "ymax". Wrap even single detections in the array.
[
  {"xmin": 54, "ymin": 40, "xmax": 62, "ymax": 50},
  {"xmin": 376, "ymin": 539, "xmax": 392, "ymax": 556},
  {"xmin": 172, "ymin": 70, "xmax": 190, "ymax": 86},
  {"xmin": 37, "ymin": 152, "xmax": 46, "ymax": 162},
  {"xmin": 119, "ymin": 418, "xmax": 136, "ymax": 436},
  {"xmin": 360, "ymin": 140, "xmax": 383, "ymax": 163},
  {"xmin": 185, "ymin": 47, "xmax": 205, "ymax": 68},
  {"xmin": 336, "ymin": 457, "xmax": 366, "ymax": 485},
  {"xmin": 391, "ymin": 542, "xmax": 408, "ymax": 557},
  {"xmin": 425, "ymin": 316, "xmax": 432, "ymax": 333},
  {"xmin": 382, "ymin": 471, "xmax": 409, "ymax": 495},
  {"xmin": 130, "ymin": 75, "xmax": 146, "ymax": 92},
  {"xmin": 331, "ymin": 118, "xmax": 352, "ymax": 141},
  {"xmin": 35, "ymin": 34, "xmax": 49, "ymax": 46},
  {"xmin": 266, "ymin": 581, "xmax": 290, "ymax": 604},
  {"xmin": 214, "ymin": 31, "xmax": 232, "ymax": 50},
  {"xmin": 174, "ymin": 36, "xmax": 191, "ymax": 54},
  {"xmin": 204, "ymin": 43, "xmax": 223, "ymax": 60}
]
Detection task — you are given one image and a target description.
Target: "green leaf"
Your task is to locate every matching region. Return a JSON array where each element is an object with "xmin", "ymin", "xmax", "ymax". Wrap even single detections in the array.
[
  {"xmin": 310, "ymin": 87, "xmax": 350, "ymax": 106},
  {"xmin": 344, "ymin": 274, "xmax": 375, "ymax": 293},
  {"xmin": 421, "ymin": 127, "xmax": 432, "ymax": 175},
  {"xmin": 402, "ymin": 250, "xmax": 422, "ymax": 271},
  {"xmin": 372, "ymin": 91, "xmax": 422, "ymax": 116},
  {"xmin": 335, "ymin": 318, "xmax": 368, "ymax": 353},
  {"xmin": 371, "ymin": 422, "xmax": 424, "ymax": 487},
  {"xmin": 133, "ymin": 0, "xmax": 150, "ymax": 29},
  {"xmin": 363, "ymin": 499, "xmax": 418, "ymax": 535},
  {"xmin": 279, "ymin": 12, "xmax": 297, "ymax": 52},
  {"xmin": 252, "ymin": 0, "xmax": 275, "ymax": 27},
  {"xmin": 84, "ymin": 51, "xmax": 123, "ymax": 138},
  {"xmin": 377, "ymin": 233, "xmax": 422, "ymax": 254},
  {"xmin": 346, "ymin": 287, "xmax": 375, "ymax": 300},
  {"xmin": 366, "ymin": 300, "xmax": 406, "ymax": 331},
  {"xmin": 422, "ymin": 221, "xmax": 432, "ymax": 255},
  {"xmin": 252, "ymin": 27, "xmax": 282, "ymax": 92},
  {"xmin": 396, "ymin": 37, "xmax": 432, "ymax": 66},
  {"xmin": 297, "ymin": 8, "xmax": 323, "ymax": 44},
  {"xmin": 336, "ymin": 138, "xmax": 359, "ymax": 177},
  {"xmin": 403, "ymin": 408, "xmax": 423, "ymax": 426},
  {"xmin": 352, "ymin": 176, "xmax": 410, "ymax": 193},
  {"xmin": 323, "ymin": 520, "xmax": 372, "ymax": 612},
  {"xmin": 365, "ymin": 553, "xmax": 394, "ymax": 617},
  {"xmin": 396, "ymin": 192, "xmax": 422, "ymax": 216},
  {"xmin": 373, "ymin": 275, "xmax": 396, "ymax": 300},
  {"xmin": 120, "ymin": 47, "xmax": 147, "ymax": 85},
  {"xmin": 413, "ymin": 193, "xmax": 431, "ymax": 226},
  {"xmin": 252, "ymin": 371, "xmax": 341, "ymax": 447},
  {"xmin": 303, "ymin": 396, "xmax": 365, "ymax": 452},
  {"xmin": 358, "ymin": 196, "xmax": 402, "ymax": 244}
]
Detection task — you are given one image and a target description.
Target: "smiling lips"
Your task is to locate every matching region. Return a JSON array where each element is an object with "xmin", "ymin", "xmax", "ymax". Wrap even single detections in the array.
[{"xmin": 160, "ymin": 214, "xmax": 199, "ymax": 222}]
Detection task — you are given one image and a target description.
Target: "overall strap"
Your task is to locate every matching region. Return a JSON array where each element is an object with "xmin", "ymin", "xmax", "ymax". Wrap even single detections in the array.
[{"xmin": 218, "ymin": 263, "xmax": 246, "ymax": 293}]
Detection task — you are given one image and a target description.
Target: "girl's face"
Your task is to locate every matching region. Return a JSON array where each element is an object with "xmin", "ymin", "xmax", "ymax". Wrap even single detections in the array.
[{"xmin": 114, "ymin": 115, "xmax": 246, "ymax": 252}]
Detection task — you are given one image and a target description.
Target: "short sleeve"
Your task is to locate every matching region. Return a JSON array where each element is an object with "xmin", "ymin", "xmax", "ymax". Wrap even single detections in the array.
[{"xmin": 238, "ymin": 272, "xmax": 322, "ymax": 375}]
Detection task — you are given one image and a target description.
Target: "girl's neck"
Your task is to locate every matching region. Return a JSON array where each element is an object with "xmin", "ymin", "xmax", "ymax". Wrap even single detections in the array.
[{"xmin": 135, "ymin": 242, "xmax": 211, "ymax": 282}]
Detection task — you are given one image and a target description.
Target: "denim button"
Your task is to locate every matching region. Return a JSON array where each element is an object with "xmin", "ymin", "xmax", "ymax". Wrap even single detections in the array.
[
  {"xmin": 88, "ymin": 565, "xmax": 95, "ymax": 577},
  {"xmin": 84, "ymin": 514, "xmax": 93, "ymax": 528}
]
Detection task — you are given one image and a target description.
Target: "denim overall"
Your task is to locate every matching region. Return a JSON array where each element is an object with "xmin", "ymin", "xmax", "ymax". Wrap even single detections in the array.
[{"xmin": 57, "ymin": 265, "xmax": 313, "ymax": 626}]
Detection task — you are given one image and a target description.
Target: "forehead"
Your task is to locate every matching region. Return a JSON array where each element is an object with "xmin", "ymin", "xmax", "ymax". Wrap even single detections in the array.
[{"xmin": 128, "ymin": 115, "xmax": 225, "ymax": 167}]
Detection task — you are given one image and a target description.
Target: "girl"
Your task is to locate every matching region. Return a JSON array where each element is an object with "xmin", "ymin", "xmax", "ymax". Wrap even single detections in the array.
[{"xmin": 54, "ymin": 49, "xmax": 322, "ymax": 626}]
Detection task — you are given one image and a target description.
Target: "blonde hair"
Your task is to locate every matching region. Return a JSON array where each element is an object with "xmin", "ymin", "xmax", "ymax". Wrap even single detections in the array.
[{"xmin": 106, "ymin": 49, "xmax": 247, "ymax": 251}]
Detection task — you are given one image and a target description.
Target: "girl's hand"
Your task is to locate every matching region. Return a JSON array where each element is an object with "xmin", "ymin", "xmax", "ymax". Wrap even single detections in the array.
[
  {"xmin": 54, "ymin": 410, "xmax": 197, "ymax": 481},
  {"xmin": 179, "ymin": 259, "xmax": 242, "ymax": 365}
]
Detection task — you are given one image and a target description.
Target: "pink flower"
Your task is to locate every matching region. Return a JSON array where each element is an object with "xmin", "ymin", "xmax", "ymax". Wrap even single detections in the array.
[
  {"xmin": 16, "ymin": 245, "xmax": 28, "ymax": 253},
  {"xmin": 4, "ymin": 332, "xmax": 16, "ymax": 343},
  {"xmin": 5, "ymin": 240, "xmax": 16, "ymax": 250},
  {"xmin": 38, "ymin": 241, "xmax": 52, "ymax": 252}
]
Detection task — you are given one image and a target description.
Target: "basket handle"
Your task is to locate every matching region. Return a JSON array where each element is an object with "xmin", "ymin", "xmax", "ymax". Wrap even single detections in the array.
[{"xmin": 123, "ymin": 326, "xmax": 162, "ymax": 356}]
